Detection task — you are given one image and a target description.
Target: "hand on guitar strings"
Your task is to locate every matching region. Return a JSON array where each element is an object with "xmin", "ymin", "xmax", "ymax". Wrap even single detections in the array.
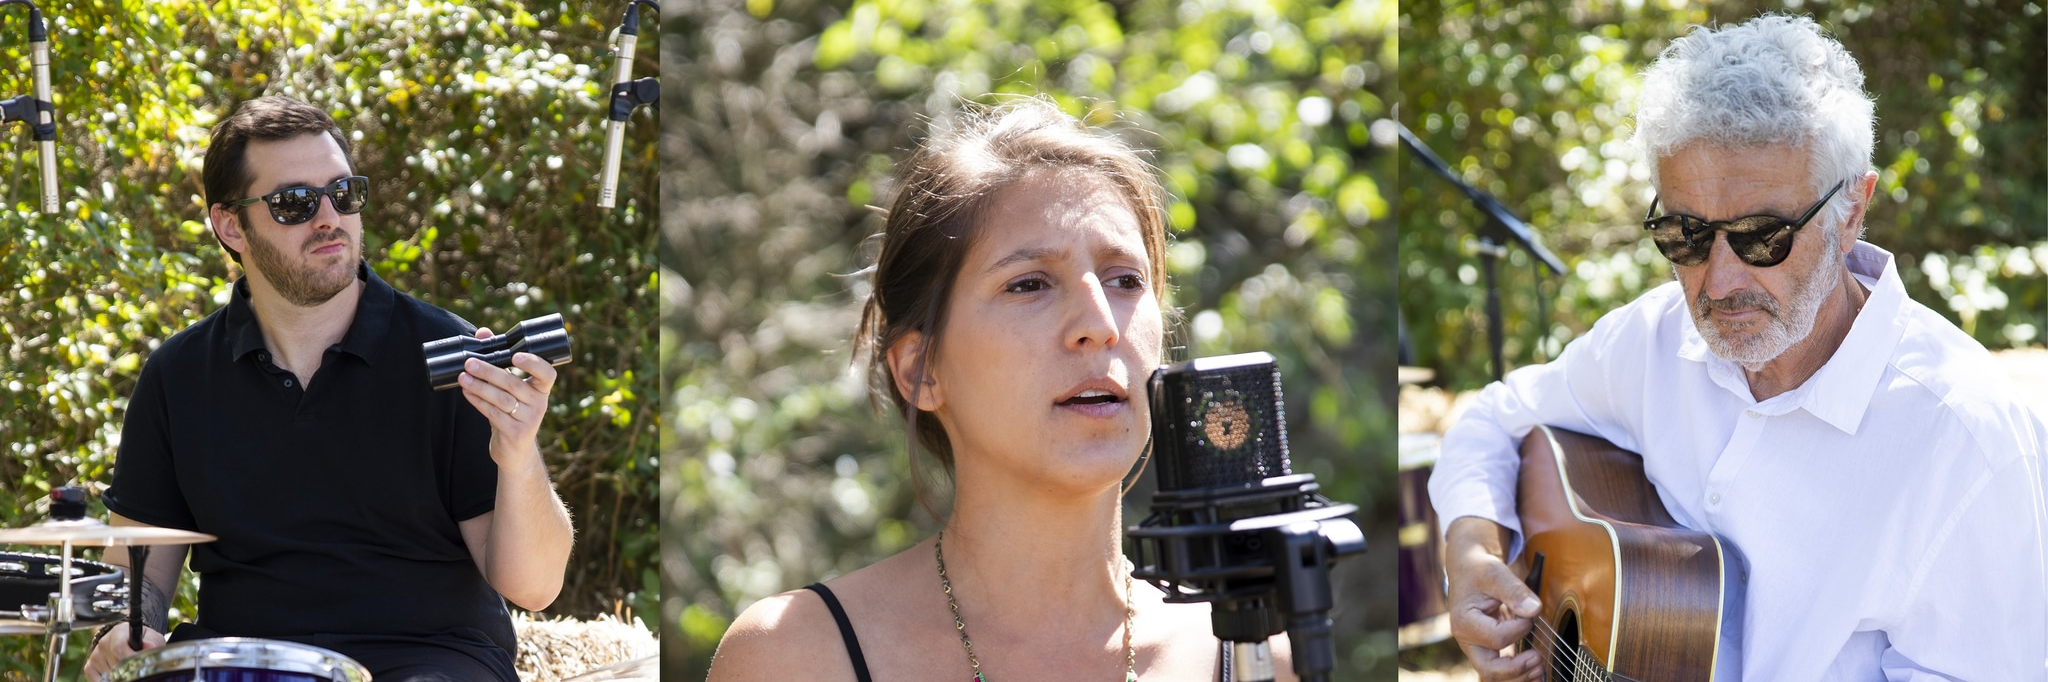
[{"xmin": 1445, "ymin": 516, "xmax": 1545, "ymax": 682}]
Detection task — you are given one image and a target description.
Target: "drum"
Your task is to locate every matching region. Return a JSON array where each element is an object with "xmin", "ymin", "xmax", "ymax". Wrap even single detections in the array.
[
  {"xmin": 0, "ymin": 550, "xmax": 127, "ymax": 634},
  {"xmin": 1396, "ymin": 433, "xmax": 1451, "ymax": 648},
  {"xmin": 111, "ymin": 638, "xmax": 372, "ymax": 682}
]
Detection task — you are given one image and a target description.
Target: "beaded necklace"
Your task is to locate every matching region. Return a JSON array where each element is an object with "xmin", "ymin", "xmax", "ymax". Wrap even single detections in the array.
[{"xmin": 934, "ymin": 531, "xmax": 1137, "ymax": 682}]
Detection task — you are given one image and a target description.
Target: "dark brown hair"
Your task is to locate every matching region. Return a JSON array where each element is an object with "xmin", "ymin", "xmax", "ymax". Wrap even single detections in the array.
[
  {"xmin": 855, "ymin": 98, "xmax": 1170, "ymax": 485},
  {"xmin": 201, "ymin": 96, "xmax": 353, "ymax": 263}
]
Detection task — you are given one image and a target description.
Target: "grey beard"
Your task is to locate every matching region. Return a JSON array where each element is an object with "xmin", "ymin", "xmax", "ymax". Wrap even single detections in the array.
[{"xmin": 1690, "ymin": 234, "xmax": 1842, "ymax": 372}]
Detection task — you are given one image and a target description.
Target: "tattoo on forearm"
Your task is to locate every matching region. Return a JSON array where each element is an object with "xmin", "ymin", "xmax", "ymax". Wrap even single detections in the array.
[{"xmin": 138, "ymin": 579, "xmax": 170, "ymax": 633}]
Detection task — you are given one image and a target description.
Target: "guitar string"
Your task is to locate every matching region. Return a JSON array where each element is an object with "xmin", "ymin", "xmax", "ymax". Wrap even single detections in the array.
[
  {"xmin": 1525, "ymin": 616, "xmax": 1602, "ymax": 680},
  {"xmin": 1533, "ymin": 617, "xmax": 1648, "ymax": 682},
  {"xmin": 1527, "ymin": 615, "xmax": 1655, "ymax": 682},
  {"xmin": 1523, "ymin": 616, "xmax": 1580, "ymax": 666},
  {"xmin": 1525, "ymin": 616, "xmax": 1648, "ymax": 682}
]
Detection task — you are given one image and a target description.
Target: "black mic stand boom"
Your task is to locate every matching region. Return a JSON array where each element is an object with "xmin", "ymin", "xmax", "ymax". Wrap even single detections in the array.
[{"xmin": 1397, "ymin": 121, "xmax": 1563, "ymax": 381}]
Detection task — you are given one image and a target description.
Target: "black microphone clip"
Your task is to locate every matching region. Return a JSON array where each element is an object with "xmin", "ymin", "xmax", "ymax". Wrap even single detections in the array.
[
  {"xmin": 609, "ymin": 77, "xmax": 659, "ymax": 122},
  {"xmin": 0, "ymin": 93, "xmax": 51, "ymax": 136}
]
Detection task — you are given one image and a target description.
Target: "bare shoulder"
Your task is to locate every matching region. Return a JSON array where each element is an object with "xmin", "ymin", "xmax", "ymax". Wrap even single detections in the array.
[
  {"xmin": 706, "ymin": 585, "xmax": 851, "ymax": 681},
  {"xmin": 707, "ymin": 547, "xmax": 937, "ymax": 681}
]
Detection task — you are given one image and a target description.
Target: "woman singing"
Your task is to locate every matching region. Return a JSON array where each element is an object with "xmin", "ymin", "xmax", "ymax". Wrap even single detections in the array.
[{"xmin": 707, "ymin": 99, "xmax": 1295, "ymax": 681}]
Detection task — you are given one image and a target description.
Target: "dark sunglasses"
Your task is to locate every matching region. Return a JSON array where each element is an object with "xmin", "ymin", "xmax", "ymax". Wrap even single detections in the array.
[
  {"xmin": 225, "ymin": 175, "xmax": 370, "ymax": 226},
  {"xmin": 1643, "ymin": 179, "xmax": 1843, "ymax": 267}
]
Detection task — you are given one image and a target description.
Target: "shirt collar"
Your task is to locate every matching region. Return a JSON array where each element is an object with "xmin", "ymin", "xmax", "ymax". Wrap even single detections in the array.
[
  {"xmin": 1795, "ymin": 242, "xmax": 1907, "ymax": 434},
  {"xmin": 337, "ymin": 262, "xmax": 396, "ymax": 364},
  {"xmin": 1676, "ymin": 241, "xmax": 1908, "ymax": 433},
  {"xmin": 225, "ymin": 260, "xmax": 395, "ymax": 365}
]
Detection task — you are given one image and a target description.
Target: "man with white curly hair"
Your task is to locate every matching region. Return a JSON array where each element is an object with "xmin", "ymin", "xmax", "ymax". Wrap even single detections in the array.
[{"xmin": 1430, "ymin": 14, "xmax": 2047, "ymax": 681}]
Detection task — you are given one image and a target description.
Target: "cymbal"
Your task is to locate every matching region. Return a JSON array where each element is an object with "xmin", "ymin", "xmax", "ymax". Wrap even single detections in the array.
[{"xmin": 0, "ymin": 519, "xmax": 214, "ymax": 547}]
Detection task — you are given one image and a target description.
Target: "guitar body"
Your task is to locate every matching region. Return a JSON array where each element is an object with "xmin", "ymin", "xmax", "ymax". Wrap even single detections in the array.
[{"xmin": 1516, "ymin": 425, "xmax": 1744, "ymax": 682}]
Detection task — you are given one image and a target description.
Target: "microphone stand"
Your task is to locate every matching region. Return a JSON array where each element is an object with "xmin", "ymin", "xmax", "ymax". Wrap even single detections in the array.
[
  {"xmin": 1397, "ymin": 121, "xmax": 1563, "ymax": 381},
  {"xmin": 0, "ymin": 0, "xmax": 56, "ymax": 213},
  {"xmin": 597, "ymin": 0, "xmax": 659, "ymax": 209},
  {"xmin": 1132, "ymin": 479, "xmax": 1366, "ymax": 682},
  {"xmin": 38, "ymin": 487, "xmax": 86, "ymax": 682}
]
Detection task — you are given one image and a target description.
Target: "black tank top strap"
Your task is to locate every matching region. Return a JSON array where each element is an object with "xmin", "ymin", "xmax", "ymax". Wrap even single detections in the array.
[{"xmin": 803, "ymin": 582, "xmax": 874, "ymax": 682}]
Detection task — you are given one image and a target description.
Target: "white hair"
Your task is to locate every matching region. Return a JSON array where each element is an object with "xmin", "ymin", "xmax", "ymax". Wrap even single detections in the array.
[{"xmin": 1633, "ymin": 14, "xmax": 1875, "ymax": 227}]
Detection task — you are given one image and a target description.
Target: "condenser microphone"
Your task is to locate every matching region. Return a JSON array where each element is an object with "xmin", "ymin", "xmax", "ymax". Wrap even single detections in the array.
[
  {"xmin": 1, "ymin": 0, "xmax": 57, "ymax": 213},
  {"xmin": 1128, "ymin": 352, "xmax": 1365, "ymax": 682},
  {"xmin": 597, "ymin": 0, "xmax": 658, "ymax": 209},
  {"xmin": 1151, "ymin": 352, "xmax": 1292, "ymax": 491}
]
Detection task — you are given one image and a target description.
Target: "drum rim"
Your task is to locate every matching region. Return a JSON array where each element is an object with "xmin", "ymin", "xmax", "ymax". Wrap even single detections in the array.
[{"xmin": 109, "ymin": 637, "xmax": 372, "ymax": 682}]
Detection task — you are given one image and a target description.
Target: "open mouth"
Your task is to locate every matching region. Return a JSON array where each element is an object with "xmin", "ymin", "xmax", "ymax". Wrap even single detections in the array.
[{"xmin": 1059, "ymin": 390, "xmax": 1122, "ymax": 406}]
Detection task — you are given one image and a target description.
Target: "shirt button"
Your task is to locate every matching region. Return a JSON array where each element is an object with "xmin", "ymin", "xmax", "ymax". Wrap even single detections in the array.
[
  {"xmin": 1744, "ymin": 411, "xmax": 1760, "ymax": 418},
  {"xmin": 283, "ymin": 378, "xmax": 295, "ymax": 388},
  {"xmin": 1709, "ymin": 492, "xmax": 1723, "ymax": 505}
]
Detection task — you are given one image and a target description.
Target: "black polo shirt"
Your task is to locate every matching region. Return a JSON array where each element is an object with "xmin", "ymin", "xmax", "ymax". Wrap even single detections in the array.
[{"xmin": 106, "ymin": 261, "xmax": 515, "ymax": 671}]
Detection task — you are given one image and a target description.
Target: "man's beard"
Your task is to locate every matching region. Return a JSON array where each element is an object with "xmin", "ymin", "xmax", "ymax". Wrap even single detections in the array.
[
  {"xmin": 246, "ymin": 226, "xmax": 358, "ymax": 307},
  {"xmin": 1691, "ymin": 230, "xmax": 1841, "ymax": 372}
]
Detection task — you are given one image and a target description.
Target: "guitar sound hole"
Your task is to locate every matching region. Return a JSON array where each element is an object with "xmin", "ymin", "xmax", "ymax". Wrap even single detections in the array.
[{"xmin": 1545, "ymin": 612, "xmax": 1608, "ymax": 682}]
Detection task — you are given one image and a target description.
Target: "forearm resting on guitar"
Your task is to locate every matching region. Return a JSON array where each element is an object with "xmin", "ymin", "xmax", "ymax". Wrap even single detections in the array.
[{"xmin": 1446, "ymin": 516, "xmax": 1515, "ymax": 562}]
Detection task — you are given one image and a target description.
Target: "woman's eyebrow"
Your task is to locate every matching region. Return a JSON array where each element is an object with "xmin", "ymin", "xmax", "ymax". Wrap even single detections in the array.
[{"xmin": 985, "ymin": 246, "xmax": 1065, "ymax": 273}]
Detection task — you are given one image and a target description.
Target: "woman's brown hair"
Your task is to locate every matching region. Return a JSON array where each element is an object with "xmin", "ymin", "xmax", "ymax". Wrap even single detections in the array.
[{"xmin": 855, "ymin": 98, "xmax": 1171, "ymax": 487}]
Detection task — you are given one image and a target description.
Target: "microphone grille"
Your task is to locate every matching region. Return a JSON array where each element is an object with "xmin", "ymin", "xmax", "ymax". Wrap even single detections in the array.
[{"xmin": 1150, "ymin": 352, "xmax": 1291, "ymax": 491}]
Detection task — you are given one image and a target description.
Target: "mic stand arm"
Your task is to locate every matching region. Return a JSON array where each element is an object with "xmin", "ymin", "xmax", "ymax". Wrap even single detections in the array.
[
  {"xmin": 1476, "ymin": 236, "xmax": 1507, "ymax": 382},
  {"xmin": 1396, "ymin": 121, "xmax": 1562, "ymax": 380}
]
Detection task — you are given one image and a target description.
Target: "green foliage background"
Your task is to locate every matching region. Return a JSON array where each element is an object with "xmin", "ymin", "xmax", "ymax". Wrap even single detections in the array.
[
  {"xmin": 661, "ymin": 0, "xmax": 1394, "ymax": 678},
  {"xmin": 0, "ymin": 0, "xmax": 658, "ymax": 673},
  {"xmin": 1400, "ymin": 0, "xmax": 2047, "ymax": 389}
]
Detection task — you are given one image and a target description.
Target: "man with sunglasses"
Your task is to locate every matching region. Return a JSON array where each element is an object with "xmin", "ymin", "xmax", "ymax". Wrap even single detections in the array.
[
  {"xmin": 1429, "ymin": 15, "xmax": 2045, "ymax": 682},
  {"xmin": 83, "ymin": 96, "xmax": 573, "ymax": 681}
]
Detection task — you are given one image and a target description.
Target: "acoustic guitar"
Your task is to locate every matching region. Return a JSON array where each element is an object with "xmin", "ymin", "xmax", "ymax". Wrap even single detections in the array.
[{"xmin": 1514, "ymin": 425, "xmax": 1745, "ymax": 682}]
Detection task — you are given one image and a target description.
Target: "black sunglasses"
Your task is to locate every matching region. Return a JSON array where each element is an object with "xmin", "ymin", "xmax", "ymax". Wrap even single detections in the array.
[
  {"xmin": 225, "ymin": 175, "xmax": 370, "ymax": 226},
  {"xmin": 1643, "ymin": 179, "xmax": 1844, "ymax": 267}
]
